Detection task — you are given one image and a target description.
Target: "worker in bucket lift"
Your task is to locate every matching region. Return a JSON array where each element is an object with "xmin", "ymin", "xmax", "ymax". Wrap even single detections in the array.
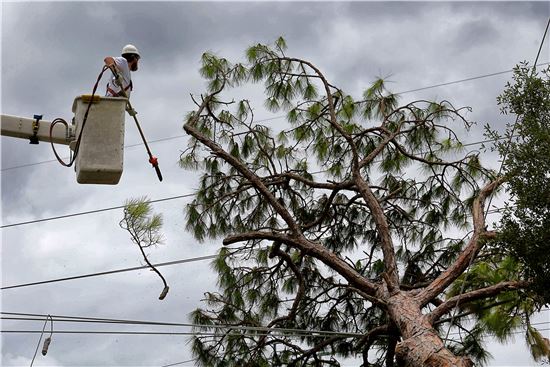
[{"xmin": 104, "ymin": 44, "xmax": 140, "ymax": 98}]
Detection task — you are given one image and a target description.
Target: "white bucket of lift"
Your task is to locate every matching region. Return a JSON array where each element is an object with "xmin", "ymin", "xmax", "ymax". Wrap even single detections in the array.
[{"xmin": 72, "ymin": 95, "xmax": 127, "ymax": 185}]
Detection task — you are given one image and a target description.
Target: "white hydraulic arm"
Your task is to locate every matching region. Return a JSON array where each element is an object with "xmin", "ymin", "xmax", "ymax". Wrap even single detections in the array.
[{"xmin": 1, "ymin": 114, "xmax": 73, "ymax": 145}]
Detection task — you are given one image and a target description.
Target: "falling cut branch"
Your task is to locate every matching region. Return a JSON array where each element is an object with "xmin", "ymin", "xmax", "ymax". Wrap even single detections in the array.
[{"xmin": 133, "ymin": 236, "xmax": 170, "ymax": 300}]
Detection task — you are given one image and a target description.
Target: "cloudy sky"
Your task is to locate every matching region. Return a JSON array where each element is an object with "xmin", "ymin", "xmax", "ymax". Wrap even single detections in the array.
[{"xmin": 1, "ymin": 1, "xmax": 549, "ymax": 366}]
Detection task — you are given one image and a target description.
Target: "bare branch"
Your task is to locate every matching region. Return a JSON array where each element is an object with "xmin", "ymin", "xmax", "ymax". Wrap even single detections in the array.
[
  {"xmin": 427, "ymin": 280, "xmax": 529, "ymax": 324},
  {"xmin": 417, "ymin": 176, "xmax": 507, "ymax": 306},
  {"xmin": 223, "ymin": 231, "xmax": 380, "ymax": 296}
]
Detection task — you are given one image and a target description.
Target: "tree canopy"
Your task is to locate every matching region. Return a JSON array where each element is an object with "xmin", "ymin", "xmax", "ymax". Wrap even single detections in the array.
[
  {"xmin": 180, "ymin": 38, "xmax": 550, "ymax": 366},
  {"xmin": 491, "ymin": 63, "xmax": 550, "ymax": 305}
]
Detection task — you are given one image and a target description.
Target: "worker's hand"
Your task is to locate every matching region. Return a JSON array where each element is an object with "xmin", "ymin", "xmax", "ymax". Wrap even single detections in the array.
[{"xmin": 126, "ymin": 106, "xmax": 137, "ymax": 116}]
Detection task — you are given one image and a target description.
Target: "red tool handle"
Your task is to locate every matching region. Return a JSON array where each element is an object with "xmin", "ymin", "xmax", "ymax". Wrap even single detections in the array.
[{"xmin": 149, "ymin": 157, "xmax": 163, "ymax": 182}]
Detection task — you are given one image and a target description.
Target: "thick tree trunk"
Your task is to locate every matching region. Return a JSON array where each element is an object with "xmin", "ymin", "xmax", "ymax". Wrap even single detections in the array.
[{"xmin": 386, "ymin": 292, "xmax": 473, "ymax": 367}]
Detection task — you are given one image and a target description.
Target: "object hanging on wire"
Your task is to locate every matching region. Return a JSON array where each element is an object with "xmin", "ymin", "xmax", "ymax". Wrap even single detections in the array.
[
  {"xmin": 109, "ymin": 66, "xmax": 163, "ymax": 182},
  {"xmin": 30, "ymin": 315, "xmax": 53, "ymax": 367},
  {"xmin": 120, "ymin": 198, "xmax": 169, "ymax": 300}
]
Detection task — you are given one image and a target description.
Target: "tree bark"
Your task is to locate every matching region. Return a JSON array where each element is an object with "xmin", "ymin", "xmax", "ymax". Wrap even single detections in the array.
[{"xmin": 386, "ymin": 292, "xmax": 473, "ymax": 367}]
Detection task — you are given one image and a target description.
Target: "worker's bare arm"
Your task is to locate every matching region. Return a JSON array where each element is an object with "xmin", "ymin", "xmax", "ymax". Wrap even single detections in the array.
[{"xmin": 104, "ymin": 56, "xmax": 116, "ymax": 67}]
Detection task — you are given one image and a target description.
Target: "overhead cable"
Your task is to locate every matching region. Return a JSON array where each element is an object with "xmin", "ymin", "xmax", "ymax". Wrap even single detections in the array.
[
  {"xmin": 398, "ymin": 62, "xmax": 549, "ymax": 95},
  {"xmin": 1, "ymin": 193, "xmax": 195, "ymax": 229},
  {"xmin": 3, "ymin": 312, "xmax": 548, "ymax": 348},
  {"xmin": 0, "ymin": 312, "xmax": 362, "ymax": 337},
  {"xmin": 0, "ymin": 254, "xmax": 217, "ymax": 291},
  {"xmin": 2, "ymin": 327, "xmax": 548, "ymax": 338},
  {"xmin": 533, "ymin": 18, "xmax": 550, "ymax": 68},
  {"xmin": 160, "ymin": 359, "xmax": 197, "ymax": 367},
  {"xmin": 4, "ymin": 312, "xmax": 548, "ymax": 332}
]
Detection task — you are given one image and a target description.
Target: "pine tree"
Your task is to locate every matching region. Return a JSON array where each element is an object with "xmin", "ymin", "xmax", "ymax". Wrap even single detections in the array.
[{"xmin": 180, "ymin": 38, "xmax": 550, "ymax": 366}]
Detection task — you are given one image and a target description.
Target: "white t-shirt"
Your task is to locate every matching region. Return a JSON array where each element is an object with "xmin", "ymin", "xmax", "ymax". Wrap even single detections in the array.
[{"xmin": 105, "ymin": 56, "xmax": 132, "ymax": 98}]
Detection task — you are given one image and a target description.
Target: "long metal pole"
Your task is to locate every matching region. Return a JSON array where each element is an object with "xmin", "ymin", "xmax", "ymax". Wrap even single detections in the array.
[
  {"xmin": 110, "ymin": 67, "xmax": 163, "ymax": 182},
  {"xmin": 125, "ymin": 99, "xmax": 163, "ymax": 181}
]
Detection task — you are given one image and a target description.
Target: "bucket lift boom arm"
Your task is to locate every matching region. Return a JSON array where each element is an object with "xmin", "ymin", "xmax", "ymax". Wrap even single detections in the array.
[{"xmin": 1, "ymin": 114, "xmax": 73, "ymax": 145}]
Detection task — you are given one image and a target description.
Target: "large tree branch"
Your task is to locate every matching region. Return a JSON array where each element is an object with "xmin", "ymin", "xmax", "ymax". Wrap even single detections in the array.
[
  {"xmin": 433, "ymin": 299, "xmax": 515, "ymax": 326},
  {"xmin": 351, "ymin": 125, "xmax": 406, "ymax": 294},
  {"xmin": 184, "ymin": 104, "xmax": 302, "ymax": 235},
  {"xmin": 416, "ymin": 177, "xmax": 507, "ymax": 306},
  {"xmin": 223, "ymin": 231, "xmax": 380, "ymax": 297},
  {"xmin": 355, "ymin": 324, "xmax": 390, "ymax": 349},
  {"xmin": 354, "ymin": 175, "xmax": 400, "ymax": 293},
  {"xmin": 358, "ymin": 129, "xmax": 399, "ymax": 168},
  {"xmin": 427, "ymin": 280, "xmax": 529, "ymax": 324},
  {"xmin": 293, "ymin": 336, "xmax": 345, "ymax": 364},
  {"xmin": 277, "ymin": 58, "xmax": 346, "ymax": 139},
  {"xmin": 277, "ymin": 172, "xmax": 354, "ymax": 190}
]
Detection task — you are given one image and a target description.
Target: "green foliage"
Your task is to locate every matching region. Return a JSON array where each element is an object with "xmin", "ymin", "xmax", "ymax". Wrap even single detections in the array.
[
  {"xmin": 526, "ymin": 325, "xmax": 550, "ymax": 363},
  {"xmin": 120, "ymin": 197, "xmax": 163, "ymax": 248},
  {"xmin": 491, "ymin": 64, "xmax": 550, "ymax": 304}
]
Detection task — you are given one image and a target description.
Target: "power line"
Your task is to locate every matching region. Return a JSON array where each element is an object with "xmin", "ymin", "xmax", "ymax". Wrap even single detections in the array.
[
  {"xmin": 534, "ymin": 18, "xmax": 550, "ymax": 68},
  {"xmin": 447, "ymin": 327, "xmax": 550, "ymax": 338},
  {"xmin": 161, "ymin": 359, "xmax": 197, "ymax": 367},
  {"xmin": 2, "ymin": 312, "xmax": 548, "ymax": 357},
  {"xmin": 0, "ymin": 254, "xmax": 217, "ymax": 291},
  {"xmin": 1, "ymin": 244, "xmax": 268, "ymax": 292},
  {"xmin": 0, "ymin": 206, "xmax": 510, "ymax": 290},
  {"xmin": 2, "ymin": 327, "xmax": 548, "ymax": 338},
  {"xmin": 1, "ymin": 136, "xmax": 511, "ymax": 230},
  {"xmin": 1, "ymin": 314, "xmax": 194, "ymax": 327},
  {"xmin": 4, "ymin": 312, "xmax": 548, "ymax": 332},
  {"xmin": 0, "ymin": 329, "xmax": 364, "ymax": 342},
  {"xmin": 1, "ymin": 193, "xmax": 195, "ymax": 229},
  {"xmin": 2, "ymin": 312, "xmax": 363, "ymax": 337},
  {"xmin": 398, "ymin": 62, "xmax": 549, "ymax": 95},
  {"xmin": 0, "ymin": 312, "xmax": 362, "ymax": 337},
  {"xmin": 3, "ymin": 62, "xmax": 548, "ymax": 174},
  {"xmin": 0, "ymin": 330, "xmax": 219, "ymax": 336}
]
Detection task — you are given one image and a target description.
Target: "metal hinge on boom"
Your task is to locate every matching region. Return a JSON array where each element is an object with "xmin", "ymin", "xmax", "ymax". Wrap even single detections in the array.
[{"xmin": 29, "ymin": 114, "xmax": 42, "ymax": 144}]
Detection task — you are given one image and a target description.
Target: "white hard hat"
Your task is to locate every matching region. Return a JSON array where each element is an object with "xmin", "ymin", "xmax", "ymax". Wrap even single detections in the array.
[{"xmin": 121, "ymin": 44, "xmax": 140, "ymax": 58}]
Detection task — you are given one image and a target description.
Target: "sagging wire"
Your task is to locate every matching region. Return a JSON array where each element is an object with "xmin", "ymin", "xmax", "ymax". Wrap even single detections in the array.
[
  {"xmin": 29, "ymin": 314, "xmax": 53, "ymax": 367},
  {"xmin": 49, "ymin": 65, "xmax": 110, "ymax": 168}
]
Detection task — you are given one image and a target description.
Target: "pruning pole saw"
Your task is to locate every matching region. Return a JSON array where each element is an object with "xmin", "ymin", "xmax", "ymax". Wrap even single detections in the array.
[{"xmin": 110, "ymin": 67, "xmax": 163, "ymax": 182}]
